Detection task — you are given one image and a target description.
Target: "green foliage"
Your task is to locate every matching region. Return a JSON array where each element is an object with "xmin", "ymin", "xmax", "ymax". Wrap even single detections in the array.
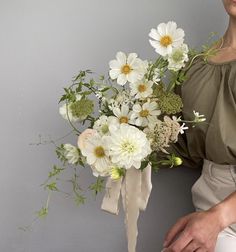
[
  {"xmin": 55, "ymin": 144, "xmax": 67, "ymax": 164},
  {"xmin": 37, "ymin": 207, "xmax": 48, "ymax": 218},
  {"xmin": 140, "ymin": 160, "xmax": 149, "ymax": 171},
  {"xmin": 89, "ymin": 177, "xmax": 105, "ymax": 198},
  {"xmin": 46, "ymin": 182, "xmax": 58, "ymax": 191},
  {"xmin": 48, "ymin": 165, "xmax": 64, "ymax": 178},
  {"xmin": 74, "ymin": 193, "xmax": 86, "ymax": 206}
]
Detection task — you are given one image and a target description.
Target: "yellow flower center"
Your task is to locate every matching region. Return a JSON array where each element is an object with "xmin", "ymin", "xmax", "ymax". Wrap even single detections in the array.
[
  {"xmin": 94, "ymin": 146, "xmax": 105, "ymax": 158},
  {"xmin": 121, "ymin": 64, "xmax": 132, "ymax": 74},
  {"xmin": 160, "ymin": 35, "xmax": 173, "ymax": 47},
  {"xmin": 119, "ymin": 116, "xmax": 128, "ymax": 124},
  {"xmin": 139, "ymin": 109, "xmax": 149, "ymax": 117},
  {"xmin": 138, "ymin": 84, "xmax": 147, "ymax": 93}
]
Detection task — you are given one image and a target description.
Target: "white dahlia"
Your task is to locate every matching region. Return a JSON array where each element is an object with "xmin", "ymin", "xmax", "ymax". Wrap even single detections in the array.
[
  {"xmin": 81, "ymin": 133, "xmax": 111, "ymax": 177},
  {"xmin": 130, "ymin": 79, "xmax": 154, "ymax": 99},
  {"xmin": 130, "ymin": 100, "xmax": 161, "ymax": 127},
  {"xmin": 149, "ymin": 21, "xmax": 185, "ymax": 56},
  {"xmin": 105, "ymin": 124, "xmax": 151, "ymax": 169},
  {"xmin": 109, "ymin": 51, "xmax": 148, "ymax": 85}
]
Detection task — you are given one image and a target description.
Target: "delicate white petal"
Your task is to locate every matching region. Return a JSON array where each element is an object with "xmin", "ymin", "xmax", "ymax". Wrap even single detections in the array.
[
  {"xmin": 149, "ymin": 39, "xmax": 160, "ymax": 49},
  {"xmin": 116, "ymin": 51, "xmax": 127, "ymax": 65},
  {"xmin": 157, "ymin": 22, "xmax": 167, "ymax": 36},
  {"xmin": 109, "ymin": 59, "xmax": 122, "ymax": 69},
  {"xmin": 109, "ymin": 69, "xmax": 121, "ymax": 79},
  {"xmin": 132, "ymin": 104, "xmax": 142, "ymax": 113},
  {"xmin": 127, "ymin": 53, "xmax": 138, "ymax": 65},
  {"xmin": 117, "ymin": 73, "xmax": 127, "ymax": 85},
  {"xmin": 127, "ymin": 71, "xmax": 139, "ymax": 83},
  {"xmin": 149, "ymin": 28, "xmax": 161, "ymax": 41},
  {"xmin": 121, "ymin": 104, "xmax": 129, "ymax": 115}
]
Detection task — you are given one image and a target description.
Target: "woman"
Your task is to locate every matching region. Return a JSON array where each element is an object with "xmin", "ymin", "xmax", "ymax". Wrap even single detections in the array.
[{"xmin": 162, "ymin": 1, "xmax": 236, "ymax": 251}]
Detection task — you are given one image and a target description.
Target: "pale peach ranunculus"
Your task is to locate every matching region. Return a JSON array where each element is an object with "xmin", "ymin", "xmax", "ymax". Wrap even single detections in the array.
[{"xmin": 77, "ymin": 128, "xmax": 97, "ymax": 151}]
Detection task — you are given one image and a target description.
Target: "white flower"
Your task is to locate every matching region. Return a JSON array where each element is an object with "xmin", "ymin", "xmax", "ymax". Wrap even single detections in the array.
[
  {"xmin": 152, "ymin": 68, "xmax": 161, "ymax": 84},
  {"xmin": 81, "ymin": 133, "xmax": 111, "ymax": 177},
  {"xmin": 179, "ymin": 122, "xmax": 188, "ymax": 134},
  {"xmin": 59, "ymin": 95, "xmax": 82, "ymax": 122},
  {"xmin": 111, "ymin": 104, "xmax": 133, "ymax": 124},
  {"xmin": 63, "ymin": 144, "xmax": 80, "ymax": 164},
  {"xmin": 105, "ymin": 124, "xmax": 151, "ymax": 169},
  {"xmin": 130, "ymin": 100, "xmax": 161, "ymax": 127},
  {"xmin": 167, "ymin": 43, "xmax": 189, "ymax": 71},
  {"xmin": 93, "ymin": 115, "xmax": 117, "ymax": 135},
  {"xmin": 193, "ymin": 110, "xmax": 206, "ymax": 122},
  {"xmin": 109, "ymin": 51, "xmax": 148, "ymax": 85},
  {"xmin": 149, "ymin": 21, "xmax": 185, "ymax": 56},
  {"xmin": 172, "ymin": 115, "xmax": 182, "ymax": 122},
  {"xmin": 107, "ymin": 90, "xmax": 134, "ymax": 110},
  {"xmin": 130, "ymin": 79, "xmax": 154, "ymax": 99}
]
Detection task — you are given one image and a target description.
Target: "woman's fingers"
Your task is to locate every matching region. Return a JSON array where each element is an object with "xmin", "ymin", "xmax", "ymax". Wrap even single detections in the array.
[
  {"xmin": 163, "ymin": 215, "xmax": 191, "ymax": 247},
  {"xmin": 164, "ymin": 230, "xmax": 193, "ymax": 252},
  {"xmin": 194, "ymin": 248, "xmax": 207, "ymax": 252},
  {"xmin": 182, "ymin": 240, "xmax": 200, "ymax": 252}
]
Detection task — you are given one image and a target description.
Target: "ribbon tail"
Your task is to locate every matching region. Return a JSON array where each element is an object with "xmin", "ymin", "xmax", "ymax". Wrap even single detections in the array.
[
  {"xmin": 101, "ymin": 176, "xmax": 123, "ymax": 215},
  {"xmin": 139, "ymin": 163, "xmax": 152, "ymax": 211},
  {"xmin": 121, "ymin": 167, "xmax": 142, "ymax": 252}
]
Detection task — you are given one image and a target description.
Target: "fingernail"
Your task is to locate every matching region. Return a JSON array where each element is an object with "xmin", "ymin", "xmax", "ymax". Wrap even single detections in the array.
[{"xmin": 163, "ymin": 240, "xmax": 167, "ymax": 246}]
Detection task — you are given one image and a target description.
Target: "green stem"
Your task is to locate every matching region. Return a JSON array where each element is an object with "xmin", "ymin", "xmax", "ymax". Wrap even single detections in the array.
[{"xmin": 65, "ymin": 101, "xmax": 81, "ymax": 134}]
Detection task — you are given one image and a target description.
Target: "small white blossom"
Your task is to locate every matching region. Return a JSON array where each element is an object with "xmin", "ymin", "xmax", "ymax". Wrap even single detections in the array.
[
  {"xmin": 149, "ymin": 21, "xmax": 185, "ymax": 56},
  {"xmin": 93, "ymin": 115, "xmax": 117, "ymax": 135},
  {"xmin": 193, "ymin": 110, "xmax": 206, "ymax": 122},
  {"xmin": 167, "ymin": 43, "xmax": 189, "ymax": 71},
  {"xmin": 109, "ymin": 51, "xmax": 148, "ymax": 85},
  {"xmin": 64, "ymin": 144, "xmax": 80, "ymax": 164},
  {"xmin": 130, "ymin": 100, "xmax": 161, "ymax": 127},
  {"xmin": 80, "ymin": 133, "xmax": 111, "ymax": 177},
  {"xmin": 130, "ymin": 79, "xmax": 154, "ymax": 99}
]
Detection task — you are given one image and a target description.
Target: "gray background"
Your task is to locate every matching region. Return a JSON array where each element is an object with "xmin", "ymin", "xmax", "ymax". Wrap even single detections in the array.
[{"xmin": 0, "ymin": 0, "xmax": 228, "ymax": 251}]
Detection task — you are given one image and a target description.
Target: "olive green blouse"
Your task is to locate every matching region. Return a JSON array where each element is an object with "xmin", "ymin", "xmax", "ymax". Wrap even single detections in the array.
[{"xmin": 168, "ymin": 55, "xmax": 236, "ymax": 169}]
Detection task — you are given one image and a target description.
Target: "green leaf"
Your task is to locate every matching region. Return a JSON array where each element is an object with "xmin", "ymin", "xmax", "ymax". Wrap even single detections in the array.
[
  {"xmin": 46, "ymin": 182, "xmax": 58, "ymax": 191},
  {"xmin": 140, "ymin": 160, "xmax": 149, "ymax": 171},
  {"xmin": 36, "ymin": 207, "xmax": 48, "ymax": 218},
  {"xmin": 74, "ymin": 193, "xmax": 86, "ymax": 206},
  {"xmin": 89, "ymin": 177, "xmax": 105, "ymax": 197},
  {"xmin": 48, "ymin": 165, "xmax": 64, "ymax": 178}
]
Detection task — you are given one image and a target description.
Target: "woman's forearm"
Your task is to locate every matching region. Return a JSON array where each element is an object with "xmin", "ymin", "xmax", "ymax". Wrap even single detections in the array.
[{"xmin": 209, "ymin": 191, "xmax": 236, "ymax": 230}]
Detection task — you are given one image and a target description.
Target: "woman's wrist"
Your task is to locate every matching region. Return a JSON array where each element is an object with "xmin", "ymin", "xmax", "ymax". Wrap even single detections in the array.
[
  {"xmin": 208, "ymin": 203, "xmax": 231, "ymax": 230},
  {"xmin": 208, "ymin": 191, "xmax": 236, "ymax": 230}
]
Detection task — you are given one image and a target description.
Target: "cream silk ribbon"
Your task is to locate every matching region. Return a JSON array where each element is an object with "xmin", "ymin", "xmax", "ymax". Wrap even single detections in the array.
[{"xmin": 101, "ymin": 164, "xmax": 152, "ymax": 252}]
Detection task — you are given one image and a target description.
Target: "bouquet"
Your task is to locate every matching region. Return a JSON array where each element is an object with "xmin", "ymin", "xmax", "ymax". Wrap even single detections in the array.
[{"xmin": 34, "ymin": 21, "xmax": 218, "ymax": 252}]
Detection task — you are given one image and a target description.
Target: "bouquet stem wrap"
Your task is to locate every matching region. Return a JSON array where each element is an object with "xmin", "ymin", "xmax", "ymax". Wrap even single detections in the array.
[{"xmin": 101, "ymin": 164, "xmax": 152, "ymax": 252}]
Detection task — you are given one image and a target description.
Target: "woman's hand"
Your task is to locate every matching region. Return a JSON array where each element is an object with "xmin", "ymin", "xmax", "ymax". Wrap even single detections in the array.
[{"xmin": 162, "ymin": 208, "xmax": 225, "ymax": 252}]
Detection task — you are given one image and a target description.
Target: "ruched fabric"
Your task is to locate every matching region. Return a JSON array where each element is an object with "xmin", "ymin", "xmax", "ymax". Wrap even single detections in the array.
[{"xmin": 168, "ymin": 56, "xmax": 236, "ymax": 169}]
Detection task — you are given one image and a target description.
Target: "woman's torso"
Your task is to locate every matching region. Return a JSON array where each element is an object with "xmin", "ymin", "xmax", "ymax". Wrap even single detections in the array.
[{"xmin": 179, "ymin": 55, "xmax": 236, "ymax": 165}]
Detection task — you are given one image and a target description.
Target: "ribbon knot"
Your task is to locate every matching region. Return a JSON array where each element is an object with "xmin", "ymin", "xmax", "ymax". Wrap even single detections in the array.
[{"xmin": 101, "ymin": 164, "xmax": 152, "ymax": 252}]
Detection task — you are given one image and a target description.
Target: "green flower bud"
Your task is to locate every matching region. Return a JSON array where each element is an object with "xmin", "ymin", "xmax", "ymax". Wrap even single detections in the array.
[
  {"xmin": 173, "ymin": 157, "xmax": 183, "ymax": 166},
  {"xmin": 158, "ymin": 92, "xmax": 183, "ymax": 114},
  {"xmin": 70, "ymin": 98, "xmax": 94, "ymax": 120}
]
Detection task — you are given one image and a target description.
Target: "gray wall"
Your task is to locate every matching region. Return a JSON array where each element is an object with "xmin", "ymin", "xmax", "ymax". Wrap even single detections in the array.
[{"xmin": 0, "ymin": 1, "xmax": 228, "ymax": 251}]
